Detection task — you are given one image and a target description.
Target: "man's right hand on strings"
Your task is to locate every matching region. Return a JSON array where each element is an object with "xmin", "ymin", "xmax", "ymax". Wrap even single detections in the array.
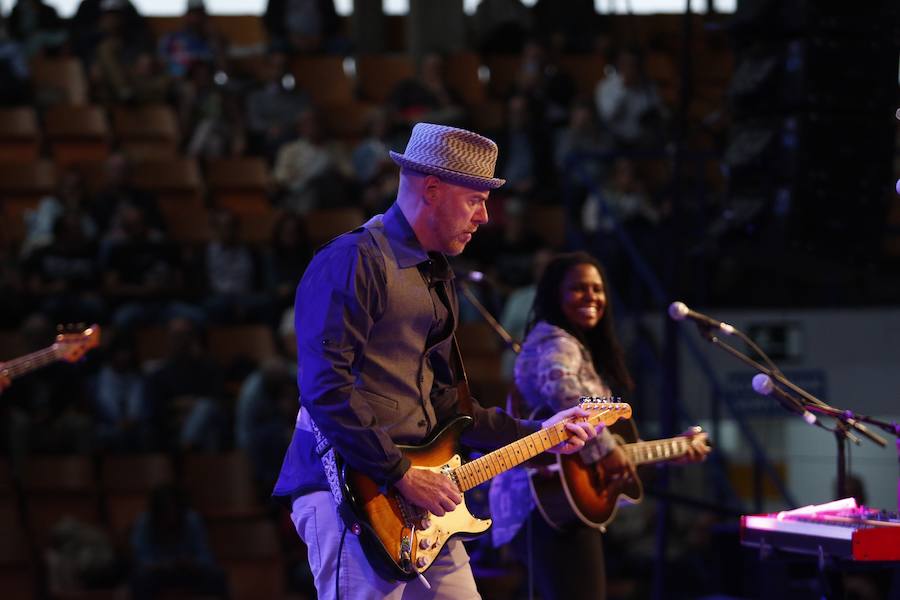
[{"xmin": 395, "ymin": 467, "xmax": 462, "ymax": 517}]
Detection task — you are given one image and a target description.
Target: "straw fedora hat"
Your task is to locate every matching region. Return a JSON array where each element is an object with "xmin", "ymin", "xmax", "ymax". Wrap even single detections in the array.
[{"xmin": 390, "ymin": 123, "xmax": 505, "ymax": 190}]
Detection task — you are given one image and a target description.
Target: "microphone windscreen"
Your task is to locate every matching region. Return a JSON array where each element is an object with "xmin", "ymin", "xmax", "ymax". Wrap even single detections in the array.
[
  {"xmin": 668, "ymin": 301, "xmax": 689, "ymax": 321},
  {"xmin": 752, "ymin": 373, "xmax": 773, "ymax": 395}
]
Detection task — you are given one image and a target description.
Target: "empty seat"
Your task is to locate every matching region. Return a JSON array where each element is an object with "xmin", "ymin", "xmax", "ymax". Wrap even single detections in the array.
[
  {"xmin": 182, "ymin": 452, "xmax": 263, "ymax": 519},
  {"xmin": 207, "ymin": 325, "xmax": 276, "ymax": 368},
  {"xmin": 0, "ymin": 501, "xmax": 35, "ymax": 600},
  {"xmin": 135, "ymin": 325, "xmax": 169, "ymax": 366},
  {"xmin": 210, "ymin": 15, "xmax": 267, "ymax": 48},
  {"xmin": 130, "ymin": 158, "xmax": 203, "ymax": 205},
  {"xmin": 356, "ymin": 54, "xmax": 415, "ymax": 104},
  {"xmin": 302, "ymin": 207, "xmax": 365, "ymax": 248},
  {"xmin": 558, "ymin": 54, "xmax": 607, "ymax": 96},
  {"xmin": 44, "ymin": 105, "xmax": 112, "ymax": 167},
  {"xmin": 526, "ymin": 204, "xmax": 566, "ymax": 249},
  {"xmin": 0, "ymin": 160, "xmax": 57, "ymax": 244},
  {"xmin": 207, "ymin": 518, "xmax": 283, "ymax": 600},
  {"xmin": 0, "ymin": 107, "xmax": 40, "ymax": 163},
  {"xmin": 113, "ymin": 105, "xmax": 181, "ymax": 160},
  {"xmin": 444, "ymin": 52, "xmax": 486, "ymax": 106},
  {"xmin": 289, "ymin": 56, "xmax": 356, "ymax": 107},
  {"xmin": 470, "ymin": 100, "xmax": 506, "ymax": 135},
  {"xmin": 485, "ymin": 55, "xmax": 522, "ymax": 99},
  {"xmin": 159, "ymin": 201, "xmax": 211, "ymax": 244},
  {"xmin": 206, "ymin": 157, "xmax": 271, "ymax": 214},
  {"xmin": 101, "ymin": 454, "xmax": 175, "ymax": 539},
  {"xmin": 239, "ymin": 209, "xmax": 282, "ymax": 245},
  {"xmin": 21, "ymin": 456, "xmax": 102, "ymax": 545},
  {"xmin": 319, "ymin": 101, "xmax": 378, "ymax": 140},
  {"xmin": 31, "ymin": 56, "xmax": 89, "ymax": 105}
]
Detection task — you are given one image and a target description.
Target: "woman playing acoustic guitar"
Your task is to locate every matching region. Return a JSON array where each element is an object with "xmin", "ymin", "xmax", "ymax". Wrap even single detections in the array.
[{"xmin": 489, "ymin": 251, "xmax": 709, "ymax": 600}]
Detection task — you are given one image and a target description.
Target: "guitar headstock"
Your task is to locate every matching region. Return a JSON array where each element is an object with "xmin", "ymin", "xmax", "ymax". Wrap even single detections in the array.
[
  {"xmin": 578, "ymin": 396, "xmax": 632, "ymax": 426},
  {"xmin": 53, "ymin": 324, "xmax": 101, "ymax": 363}
]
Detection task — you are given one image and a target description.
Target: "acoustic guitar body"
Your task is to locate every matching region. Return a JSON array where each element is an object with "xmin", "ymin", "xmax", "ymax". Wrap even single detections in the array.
[{"xmin": 530, "ymin": 419, "xmax": 644, "ymax": 531}]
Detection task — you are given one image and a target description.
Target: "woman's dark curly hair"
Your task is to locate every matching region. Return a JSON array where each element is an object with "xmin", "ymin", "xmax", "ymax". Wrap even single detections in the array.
[{"xmin": 527, "ymin": 251, "xmax": 634, "ymax": 393}]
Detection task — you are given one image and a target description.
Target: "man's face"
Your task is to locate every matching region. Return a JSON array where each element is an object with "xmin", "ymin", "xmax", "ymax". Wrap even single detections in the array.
[{"xmin": 428, "ymin": 178, "xmax": 490, "ymax": 256}]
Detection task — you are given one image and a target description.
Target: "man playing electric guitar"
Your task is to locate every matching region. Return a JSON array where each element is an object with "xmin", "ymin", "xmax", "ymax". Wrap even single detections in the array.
[{"xmin": 272, "ymin": 124, "xmax": 609, "ymax": 600}]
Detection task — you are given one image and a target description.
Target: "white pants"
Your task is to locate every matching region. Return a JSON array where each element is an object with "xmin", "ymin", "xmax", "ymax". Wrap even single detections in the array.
[{"xmin": 291, "ymin": 491, "xmax": 481, "ymax": 600}]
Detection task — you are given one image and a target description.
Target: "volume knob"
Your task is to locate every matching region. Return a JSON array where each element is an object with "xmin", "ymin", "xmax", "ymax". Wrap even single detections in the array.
[
  {"xmin": 416, "ymin": 556, "xmax": 428, "ymax": 568},
  {"xmin": 418, "ymin": 537, "xmax": 430, "ymax": 549}
]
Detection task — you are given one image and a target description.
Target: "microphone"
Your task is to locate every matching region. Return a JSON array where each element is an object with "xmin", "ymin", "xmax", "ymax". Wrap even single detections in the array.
[
  {"xmin": 463, "ymin": 270, "xmax": 485, "ymax": 283},
  {"xmin": 752, "ymin": 374, "xmax": 817, "ymax": 426},
  {"xmin": 668, "ymin": 301, "xmax": 735, "ymax": 335}
]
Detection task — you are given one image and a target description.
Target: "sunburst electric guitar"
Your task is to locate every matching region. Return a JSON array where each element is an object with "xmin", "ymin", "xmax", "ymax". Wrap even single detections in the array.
[
  {"xmin": 529, "ymin": 419, "xmax": 709, "ymax": 531},
  {"xmin": 337, "ymin": 398, "xmax": 632, "ymax": 581},
  {"xmin": 0, "ymin": 324, "xmax": 101, "ymax": 384}
]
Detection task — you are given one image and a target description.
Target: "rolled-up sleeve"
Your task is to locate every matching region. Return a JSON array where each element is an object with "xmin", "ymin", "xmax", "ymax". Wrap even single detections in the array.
[{"xmin": 296, "ymin": 242, "xmax": 410, "ymax": 488}]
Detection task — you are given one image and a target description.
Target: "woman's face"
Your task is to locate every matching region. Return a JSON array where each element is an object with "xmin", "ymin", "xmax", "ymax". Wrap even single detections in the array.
[{"xmin": 560, "ymin": 263, "xmax": 606, "ymax": 331}]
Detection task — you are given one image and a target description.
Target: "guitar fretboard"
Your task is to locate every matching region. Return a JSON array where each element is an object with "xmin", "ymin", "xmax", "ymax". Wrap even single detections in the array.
[
  {"xmin": 625, "ymin": 438, "xmax": 691, "ymax": 466},
  {"xmin": 1, "ymin": 347, "xmax": 60, "ymax": 379},
  {"xmin": 452, "ymin": 404, "xmax": 628, "ymax": 492},
  {"xmin": 454, "ymin": 422, "xmax": 569, "ymax": 492}
]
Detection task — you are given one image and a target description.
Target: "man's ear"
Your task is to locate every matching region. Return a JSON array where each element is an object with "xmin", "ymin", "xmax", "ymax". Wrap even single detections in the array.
[{"xmin": 422, "ymin": 175, "xmax": 442, "ymax": 205}]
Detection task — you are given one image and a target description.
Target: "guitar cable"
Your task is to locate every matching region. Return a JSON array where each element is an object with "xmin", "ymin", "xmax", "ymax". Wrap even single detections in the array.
[{"xmin": 335, "ymin": 525, "xmax": 347, "ymax": 600}]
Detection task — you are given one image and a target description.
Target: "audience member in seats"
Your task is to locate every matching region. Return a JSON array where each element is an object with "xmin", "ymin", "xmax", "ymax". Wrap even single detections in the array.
[
  {"xmin": 130, "ymin": 484, "xmax": 229, "ymax": 600},
  {"xmin": 472, "ymin": 0, "xmax": 532, "ymax": 55},
  {"xmin": 0, "ymin": 314, "xmax": 93, "ymax": 460},
  {"xmin": 7, "ymin": 0, "xmax": 67, "ymax": 57},
  {"xmin": 495, "ymin": 94, "xmax": 555, "ymax": 199},
  {"xmin": 92, "ymin": 0, "xmax": 169, "ymax": 105},
  {"xmin": 89, "ymin": 329, "xmax": 151, "ymax": 452},
  {"xmin": 70, "ymin": 0, "xmax": 149, "ymax": 66},
  {"xmin": 272, "ymin": 108, "xmax": 353, "ymax": 213},
  {"xmin": 531, "ymin": 0, "xmax": 600, "ymax": 53},
  {"xmin": 235, "ymin": 355, "xmax": 296, "ymax": 492},
  {"xmin": 489, "ymin": 252, "xmax": 708, "ymax": 600},
  {"xmin": 21, "ymin": 169, "xmax": 98, "ymax": 258},
  {"xmin": 351, "ymin": 108, "xmax": 400, "ymax": 216},
  {"xmin": 156, "ymin": 0, "xmax": 227, "ymax": 78},
  {"xmin": 513, "ymin": 40, "xmax": 576, "ymax": 130},
  {"xmin": 202, "ymin": 208, "xmax": 269, "ymax": 323},
  {"xmin": 388, "ymin": 52, "xmax": 466, "ymax": 130},
  {"xmin": 0, "ymin": 17, "xmax": 31, "ymax": 105},
  {"xmin": 144, "ymin": 317, "xmax": 226, "ymax": 452},
  {"xmin": 101, "ymin": 204, "xmax": 204, "ymax": 329},
  {"xmin": 92, "ymin": 153, "xmax": 166, "ymax": 238},
  {"xmin": 21, "ymin": 212, "xmax": 107, "ymax": 325},
  {"xmin": 554, "ymin": 99, "xmax": 616, "ymax": 186},
  {"xmin": 178, "ymin": 59, "xmax": 246, "ymax": 158},
  {"xmin": 263, "ymin": 0, "xmax": 342, "ymax": 55},
  {"xmin": 244, "ymin": 48, "xmax": 310, "ymax": 159},
  {"xmin": 595, "ymin": 48, "xmax": 667, "ymax": 150},
  {"xmin": 262, "ymin": 212, "xmax": 311, "ymax": 314}
]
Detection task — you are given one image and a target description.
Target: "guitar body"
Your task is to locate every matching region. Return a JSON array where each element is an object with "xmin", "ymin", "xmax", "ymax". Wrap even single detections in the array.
[
  {"xmin": 339, "ymin": 416, "xmax": 491, "ymax": 581},
  {"xmin": 530, "ymin": 419, "xmax": 708, "ymax": 532},
  {"xmin": 531, "ymin": 419, "xmax": 643, "ymax": 531}
]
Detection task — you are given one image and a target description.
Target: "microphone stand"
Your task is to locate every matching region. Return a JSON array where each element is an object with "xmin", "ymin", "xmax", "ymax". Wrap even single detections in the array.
[
  {"xmin": 691, "ymin": 321, "xmax": 887, "ymax": 502},
  {"xmin": 456, "ymin": 280, "xmax": 521, "ymax": 353}
]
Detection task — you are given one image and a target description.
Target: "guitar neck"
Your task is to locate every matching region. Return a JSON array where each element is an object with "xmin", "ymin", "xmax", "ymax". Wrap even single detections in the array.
[
  {"xmin": 624, "ymin": 436, "xmax": 693, "ymax": 466},
  {"xmin": 1, "ymin": 346, "xmax": 60, "ymax": 380},
  {"xmin": 454, "ymin": 421, "xmax": 573, "ymax": 492}
]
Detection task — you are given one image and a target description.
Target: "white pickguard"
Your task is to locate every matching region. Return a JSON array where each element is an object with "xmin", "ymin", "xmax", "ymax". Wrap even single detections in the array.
[{"xmin": 411, "ymin": 454, "xmax": 491, "ymax": 571}]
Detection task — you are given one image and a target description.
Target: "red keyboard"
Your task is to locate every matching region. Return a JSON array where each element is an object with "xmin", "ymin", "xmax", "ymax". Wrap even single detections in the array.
[{"xmin": 741, "ymin": 507, "xmax": 900, "ymax": 562}]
